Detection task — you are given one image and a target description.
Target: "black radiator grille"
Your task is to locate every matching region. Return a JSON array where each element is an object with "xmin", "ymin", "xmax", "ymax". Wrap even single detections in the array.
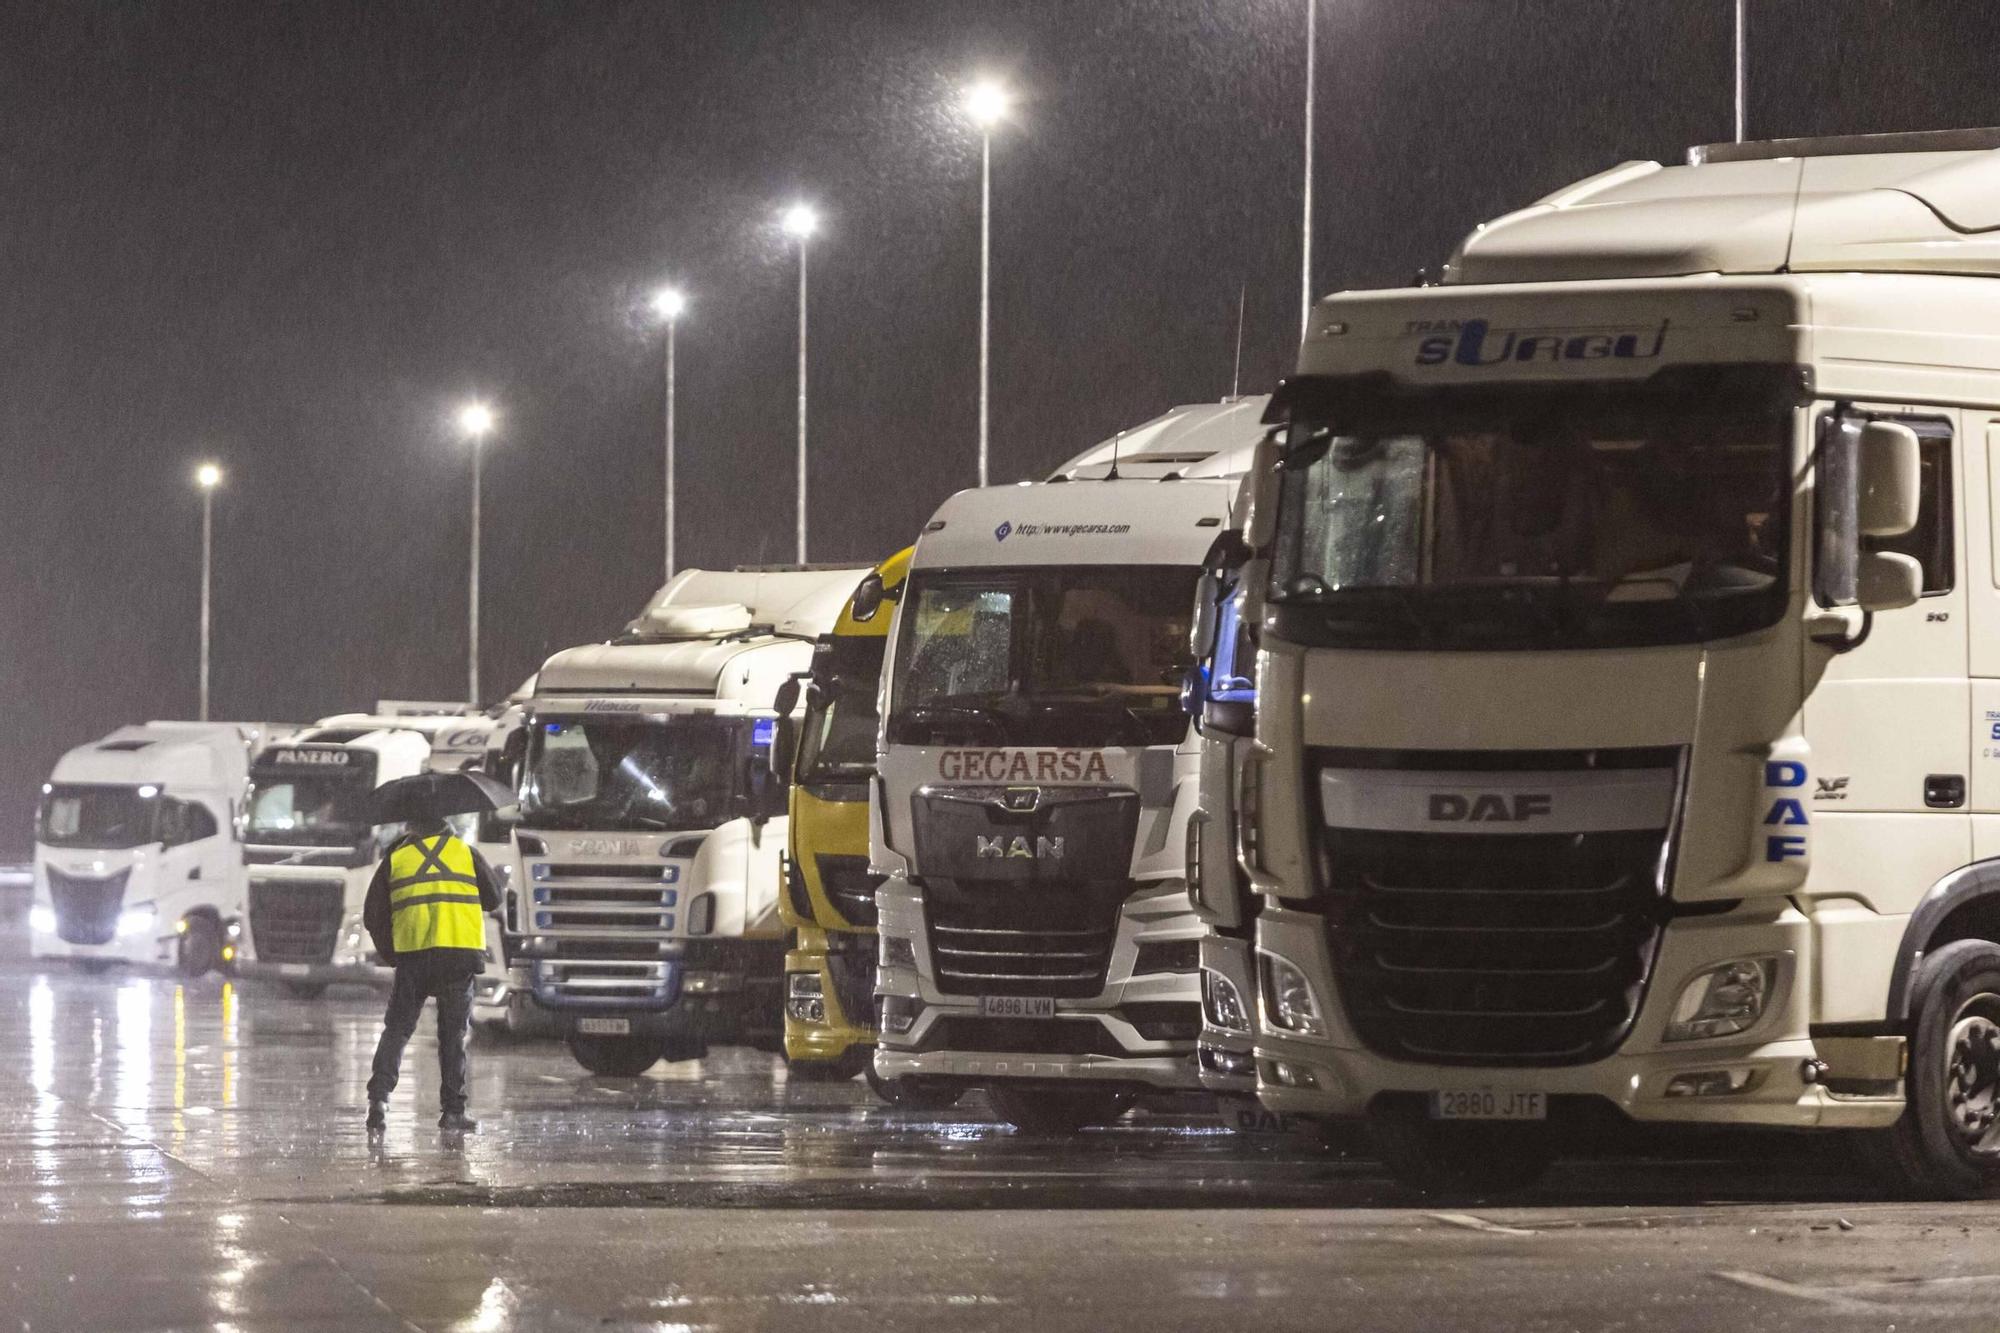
[
  {"xmin": 921, "ymin": 883, "xmax": 1128, "ymax": 998},
  {"xmin": 815, "ymin": 854, "xmax": 883, "ymax": 927},
  {"xmin": 825, "ymin": 940, "xmax": 877, "ymax": 1029},
  {"xmin": 1316, "ymin": 753, "xmax": 1676, "ymax": 1068},
  {"xmin": 47, "ymin": 867, "xmax": 129, "ymax": 946},
  {"xmin": 249, "ymin": 878, "xmax": 346, "ymax": 965}
]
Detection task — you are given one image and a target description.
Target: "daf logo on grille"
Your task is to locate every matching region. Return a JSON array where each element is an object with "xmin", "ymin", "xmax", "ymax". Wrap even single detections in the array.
[
  {"xmin": 1427, "ymin": 792, "xmax": 1554, "ymax": 823},
  {"xmin": 977, "ymin": 834, "xmax": 1064, "ymax": 861},
  {"xmin": 1000, "ymin": 787, "xmax": 1041, "ymax": 812}
]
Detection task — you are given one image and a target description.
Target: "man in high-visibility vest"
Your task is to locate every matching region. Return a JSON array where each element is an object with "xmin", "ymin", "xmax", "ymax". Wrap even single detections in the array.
[{"xmin": 362, "ymin": 815, "xmax": 501, "ymax": 1133}]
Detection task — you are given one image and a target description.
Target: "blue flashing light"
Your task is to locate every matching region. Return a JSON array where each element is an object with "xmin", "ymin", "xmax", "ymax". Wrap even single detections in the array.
[{"xmin": 753, "ymin": 717, "xmax": 776, "ymax": 747}]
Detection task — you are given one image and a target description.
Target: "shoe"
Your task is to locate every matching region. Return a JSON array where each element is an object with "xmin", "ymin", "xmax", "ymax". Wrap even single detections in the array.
[
  {"xmin": 365, "ymin": 1101, "xmax": 386, "ymax": 1132},
  {"xmin": 438, "ymin": 1111, "xmax": 478, "ymax": 1133}
]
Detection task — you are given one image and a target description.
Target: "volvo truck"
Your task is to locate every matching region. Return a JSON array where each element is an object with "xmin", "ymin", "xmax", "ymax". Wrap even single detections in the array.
[
  {"xmin": 870, "ymin": 400, "xmax": 1265, "ymax": 1134},
  {"xmin": 508, "ymin": 566, "xmax": 868, "ymax": 1076},
  {"xmin": 1240, "ymin": 128, "xmax": 2000, "ymax": 1197},
  {"xmin": 31, "ymin": 722, "xmax": 269, "ymax": 976},
  {"xmin": 239, "ymin": 707, "xmax": 505, "ymax": 997}
]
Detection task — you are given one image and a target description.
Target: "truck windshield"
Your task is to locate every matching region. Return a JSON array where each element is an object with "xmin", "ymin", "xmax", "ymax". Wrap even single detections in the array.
[
  {"xmin": 888, "ymin": 566, "xmax": 1200, "ymax": 748},
  {"xmin": 795, "ymin": 635, "xmax": 884, "ymax": 788},
  {"xmin": 37, "ymin": 784, "xmax": 158, "ymax": 850},
  {"xmin": 520, "ymin": 716, "xmax": 745, "ymax": 831},
  {"xmin": 1270, "ymin": 376, "xmax": 1793, "ymax": 650},
  {"xmin": 244, "ymin": 766, "xmax": 378, "ymax": 848}
]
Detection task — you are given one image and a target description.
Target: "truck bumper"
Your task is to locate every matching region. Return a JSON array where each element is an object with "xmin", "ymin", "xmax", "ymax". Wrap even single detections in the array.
[
  {"xmin": 783, "ymin": 931, "xmax": 876, "ymax": 1066},
  {"xmin": 1251, "ymin": 906, "xmax": 1905, "ymax": 1131},
  {"xmin": 876, "ymin": 1045, "xmax": 1199, "ymax": 1091}
]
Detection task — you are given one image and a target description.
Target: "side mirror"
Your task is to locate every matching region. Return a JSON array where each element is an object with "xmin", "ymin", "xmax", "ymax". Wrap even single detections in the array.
[
  {"xmin": 1179, "ymin": 663, "xmax": 1212, "ymax": 721},
  {"xmin": 1201, "ymin": 528, "xmax": 1252, "ymax": 575},
  {"xmin": 1241, "ymin": 434, "xmax": 1283, "ymax": 551},
  {"xmin": 1857, "ymin": 550, "xmax": 1922, "ymax": 613},
  {"xmin": 850, "ymin": 572, "xmax": 887, "ymax": 623},
  {"xmin": 772, "ymin": 676, "xmax": 802, "ymax": 719},
  {"xmin": 1858, "ymin": 421, "xmax": 1921, "ymax": 538}
]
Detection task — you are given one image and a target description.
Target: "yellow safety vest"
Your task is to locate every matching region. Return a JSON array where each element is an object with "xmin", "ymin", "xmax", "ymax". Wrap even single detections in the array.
[{"xmin": 387, "ymin": 833, "xmax": 485, "ymax": 954}]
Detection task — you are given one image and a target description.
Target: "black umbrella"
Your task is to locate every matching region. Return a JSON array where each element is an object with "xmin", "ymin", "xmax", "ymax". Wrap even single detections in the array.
[{"xmin": 369, "ymin": 770, "xmax": 515, "ymax": 825}]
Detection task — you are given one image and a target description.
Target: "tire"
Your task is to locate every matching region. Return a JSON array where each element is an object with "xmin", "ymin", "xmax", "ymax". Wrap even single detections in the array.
[
  {"xmin": 176, "ymin": 916, "xmax": 224, "ymax": 979},
  {"xmin": 1858, "ymin": 939, "xmax": 2000, "ymax": 1199},
  {"xmin": 986, "ymin": 1083, "xmax": 1130, "ymax": 1135},
  {"xmin": 789, "ymin": 1048, "xmax": 871, "ymax": 1082},
  {"xmin": 566, "ymin": 1032, "xmax": 663, "ymax": 1078},
  {"xmin": 864, "ymin": 1062, "xmax": 964, "ymax": 1109},
  {"xmin": 1368, "ymin": 1111, "xmax": 1555, "ymax": 1199},
  {"xmin": 283, "ymin": 981, "xmax": 329, "ymax": 999}
]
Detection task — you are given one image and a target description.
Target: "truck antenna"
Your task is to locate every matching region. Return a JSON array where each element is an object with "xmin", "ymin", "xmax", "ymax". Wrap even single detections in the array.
[
  {"xmin": 1107, "ymin": 427, "xmax": 1121, "ymax": 481},
  {"xmin": 1231, "ymin": 281, "xmax": 1246, "ymax": 399}
]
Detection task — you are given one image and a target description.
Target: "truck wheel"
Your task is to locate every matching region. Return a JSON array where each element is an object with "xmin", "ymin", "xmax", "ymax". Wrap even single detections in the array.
[
  {"xmin": 566, "ymin": 1032, "xmax": 662, "ymax": 1078},
  {"xmin": 283, "ymin": 981, "xmax": 329, "ymax": 999},
  {"xmin": 789, "ymin": 1048, "xmax": 870, "ymax": 1082},
  {"xmin": 864, "ymin": 1063, "xmax": 963, "ymax": 1109},
  {"xmin": 987, "ymin": 1084, "xmax": 1130, "ymax": 1135},
  {"xmin": 1368, "ymin": 1112, "xmax": 1555, "ymax": 1199},
  {"xmin": 176, "ymin": 916, "xmax": 223, "ymax": 978},
  {"xmin": 1859, "ymin": 939, "xmax": 2000, "ymax": 1199}
]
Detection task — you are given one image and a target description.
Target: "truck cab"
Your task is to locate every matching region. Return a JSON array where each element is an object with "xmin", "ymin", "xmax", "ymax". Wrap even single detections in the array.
[
  {"xmin": 1241, "ymin": 128, "xmax": 2000, "ymax": 1197},
  {"xmin": 870, "ymin": 400, "xmax": 1265, "ymax": 1133},
  {"xmin": 509, "ymin": 566, "xmax": 868, "ymax": 1077},
  {"xmin": 31, "ymin": 722, "xmax": 266, "ymax": 976}
]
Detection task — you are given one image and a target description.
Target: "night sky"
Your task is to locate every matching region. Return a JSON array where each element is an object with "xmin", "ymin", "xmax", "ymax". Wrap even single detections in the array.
[{"xmin": 6, "ymin": 0, "xmax": 2000, "ymax": 855}]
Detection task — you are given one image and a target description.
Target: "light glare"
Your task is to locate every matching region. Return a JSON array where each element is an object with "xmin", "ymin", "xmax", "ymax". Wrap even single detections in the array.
[
  {"xmin": 195, "ymin": 462, "xmax": 223, "ymax": 489},
  {"xmin": 652, "ymin": 287, "xmax": 688, "ymax": 320},
  {"xmin": 457, "ymin": 402, "xmax": 495, "ymax": 439},
  {"xmin": 781, "ymin": 203, "xmax": 819, "ymax": 239},
  {"xmin": 964, "ymin": 79, "xmax": 1011, "ymax": 129}
]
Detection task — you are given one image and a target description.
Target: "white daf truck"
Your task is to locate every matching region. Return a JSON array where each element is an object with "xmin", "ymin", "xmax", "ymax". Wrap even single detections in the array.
[
  {"xmin": 31, "ymin": 722, "xmax": 269, "ymax": 976},
  {"xmin": 239, "ymin": 707, "xmax": 506, "ymax": 997},
  {"xmin": 507, "ymin": 566, "xmax": 868, "ymax": 1076},
  {"xmin": 870, "ymin": 401, "xmax": 1264, "ymax": 1133},
  {"xmin": 1239, "ymin": 127, "xmax": 2000, "ymax": 1197}
]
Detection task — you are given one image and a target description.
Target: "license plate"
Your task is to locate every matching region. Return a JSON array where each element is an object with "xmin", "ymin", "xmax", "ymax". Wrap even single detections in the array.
[
  {"xmin": 575, "ymin": 1017, "xmax": 631, "ymax": 1036},
  {"xmin": 1430, "ymin": 1090, "xmax": 1547, "ymax": 1121},
  {"xmin": 278, "ymin": 963, "xmax": 311, "ymax": 977},
  {"xmin": 978, "ymin": 995, "xmax": 1055, "ymax": 1019}
]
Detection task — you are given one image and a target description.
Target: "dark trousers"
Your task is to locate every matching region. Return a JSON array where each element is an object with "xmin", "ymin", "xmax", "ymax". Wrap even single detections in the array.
[{"xmin": 367, "ymin": 951, "xmax": 477, "ymax": 1114}]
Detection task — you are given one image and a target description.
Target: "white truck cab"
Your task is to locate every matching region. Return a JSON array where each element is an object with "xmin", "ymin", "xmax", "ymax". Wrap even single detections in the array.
[
  {"xmin": 509, "ymin": 567, "xmax": 868, "ymax": 1076},
  {"xmin": 31, "ymin": 722, "xmax": 267, "ymax": 975},
  {"xmin": 1241, "ymin": 128, "xmax": 2000, "ymax": 1196},
  {"xmin": 870, "ymin": 401, "xmax": 1264, "ymax": 1134}
]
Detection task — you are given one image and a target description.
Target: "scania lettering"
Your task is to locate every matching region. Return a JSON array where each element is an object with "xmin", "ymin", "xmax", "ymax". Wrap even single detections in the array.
[
  {"xmin": 30, "ymin": 723, "xmax": 273, "ymax": 976},
  {"xmin": 1240, "ymin": 129, "xmax": 2000, "ymax": 1197},
  {"xmin": 510, "ymin": 566, "xmax": 868, "ymax": 1077},
  {"xmin": 872, "ymin": 398, "xmax": 1268, "ymax": 1134}
]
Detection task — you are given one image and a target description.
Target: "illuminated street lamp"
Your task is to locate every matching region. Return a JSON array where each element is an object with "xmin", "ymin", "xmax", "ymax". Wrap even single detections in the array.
[
  {"xmin": 781, "ymin": 203, "xmax": 819, "ymax": 563},
  {"xmin": 195, "ymin": 462, "xmax": 222, "ymax": 721},
  {"xmin": 457, "ymin": 401, "xmax": 495, "ymax": 704},
  {"xmin": 652, "ymin": 286, "xmax": 688, "ymax": 583},
  {"xmin": 963, "ymin": 78, "xmax": 1012, "ymax": 487}
]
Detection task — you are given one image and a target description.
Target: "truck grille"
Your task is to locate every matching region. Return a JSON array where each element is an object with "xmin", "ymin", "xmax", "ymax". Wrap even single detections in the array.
[
  {"xmin": 524, "ymin": 863, "xmax": 681, "ymax": 934},
  {"xmin": 921, "ymin": 883, "xmax": 1129, "ymax": 998},
  {"xmin": 531, "ymin": 957, "xmax": 678, "ymax": 1006},
  {"xmin": 248, "ymin": 878, "xmax": 346, "ymax": 965},
  {"xmin": 47, "ymin": 867, "xmax": 129, "ymax": 946},
  {"xmin": 1315, "ymin": 748, "xmax": 1678, "ymax": 1067}
]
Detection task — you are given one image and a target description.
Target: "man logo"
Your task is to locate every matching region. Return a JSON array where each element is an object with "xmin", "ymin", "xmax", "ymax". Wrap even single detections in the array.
[
  {"xmin": 1427, "ymin": 792, "xmax": 1553, "ymax": 823},
  {"xmin": 994, "ymin": 520, "xmax": 1013, "ymax": 542},
  {"xmin": 1001, "ymin": 788, "xmax": 1040, "ymax": 812},
  {"xmin": 977, "ymin": 834, "xmax": 1064, "ymax": 861}
]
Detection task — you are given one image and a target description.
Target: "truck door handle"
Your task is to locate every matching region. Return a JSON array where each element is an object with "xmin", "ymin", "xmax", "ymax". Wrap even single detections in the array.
[
  {"xmin": 188, "ymin": 866, "xmax": 202, "ymax": 880},
  {"xmin": 1925, "ymin": 774, "xmax": 1966, "ymax": 809}
]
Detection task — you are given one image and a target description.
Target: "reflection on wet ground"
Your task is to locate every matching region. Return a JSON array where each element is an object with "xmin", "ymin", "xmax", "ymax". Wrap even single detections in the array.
[{"xmin": 5, "ymin": 962, "xmax": 2000, "ymax": 1330}]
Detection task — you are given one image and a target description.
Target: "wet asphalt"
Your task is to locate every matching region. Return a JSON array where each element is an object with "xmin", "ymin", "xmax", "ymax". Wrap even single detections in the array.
[{"xmin": 5, "ymin": 961, "xmax": 2000, "ymax": 1330}]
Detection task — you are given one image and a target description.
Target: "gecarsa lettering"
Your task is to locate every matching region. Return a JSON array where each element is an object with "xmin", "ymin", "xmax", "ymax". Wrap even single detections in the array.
[{"xmin": 937, "ymin": 750, "xmax": 1113, "ymax": 783}]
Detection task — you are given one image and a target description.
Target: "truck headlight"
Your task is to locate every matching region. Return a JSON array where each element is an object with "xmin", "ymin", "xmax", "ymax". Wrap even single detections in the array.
[
  {"xmin": 787, "ymin": 972, "xmax": 826, "ymax": 1025},
  {"xmin": 1663, "ymin": 958, "xmax": 1778, "ymax": 1043},
  {"xmin": 1203, "ymin": 968, "xmax": 1251, "ymax": 1033},
  {"xmin": 1260, "ymin": 954, "xmax": 1326, "ymax": 1038},
  {"xmin": 880, "ymin": 935, "xmax": 916, "ymax": 969},
  {"xmin": 30, "ymin": 905, "xmax": 56, "ymax": 935},
  {"xmin": 117, "ymin": 905, "xmax": 157, "ymax": 938}
]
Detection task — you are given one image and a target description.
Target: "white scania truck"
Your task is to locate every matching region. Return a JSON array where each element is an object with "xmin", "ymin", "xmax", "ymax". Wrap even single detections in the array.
[
  {"xmin": 239, "ymin": 707, "xmax": 507, "ymax": 997},
  {"xmin": 31, "ymin": 722, "xmax": 271, "ymax": 976},
  {"xmin": 870, "ymin": 400, "xmax": 1265, "ymax": 1133},
  {"xmin": 507, "ymin": 567, "xmax": 868, "ymax": 1076},
  {"xmin": 1238, "ymin": 128, "xmax": 2000, "ymax": 1197}
]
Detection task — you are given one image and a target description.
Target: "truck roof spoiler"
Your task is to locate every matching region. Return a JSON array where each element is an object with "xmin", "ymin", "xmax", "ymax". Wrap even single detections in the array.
[{"xmin": 1690, "ymin": 126, "xmax": 2000, "ymax": 165}]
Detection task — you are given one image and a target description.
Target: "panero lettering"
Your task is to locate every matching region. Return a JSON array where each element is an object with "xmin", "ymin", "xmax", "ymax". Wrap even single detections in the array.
[
  {"xmin": 269, "ymin": 749, "xmax": 350, "ymax": 766},
  {"xmin": 936, "ymin": 749, "xmax": 1114, "ymax": 784}
]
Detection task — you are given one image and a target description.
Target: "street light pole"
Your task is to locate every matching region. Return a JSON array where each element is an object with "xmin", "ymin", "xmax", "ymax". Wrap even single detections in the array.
[
  {"xmin": 1301, "ymin": 0, "xmax": 1317, "ymax": 339},
  {"xmin": 456, "ymin": 402, "xmax": 495, "ymax": 705},
  {"xmin": 1733, "ymin": 0, "xmax": 1748, "ymax": 143},
  {"xmin": 782, "ymin": 204, "xmax": 819, "ymax": 564},
  {"xmin": 195, "ymin": 462, "xmax": 221, "ymax": 722},
  {"xmin": 964, "ymin": 79, "xmax": 1011, "ymax": 488},
  {"xmin": 652, "ymin": 287, "xmax": 688, "ymax": 584}
]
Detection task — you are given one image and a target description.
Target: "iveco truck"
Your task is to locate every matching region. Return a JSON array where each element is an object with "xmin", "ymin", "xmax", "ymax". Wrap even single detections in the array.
[
  {"xmin": 1241, "ymin": 128, "xmax": 2000, "ymax": 1197},
  {"xmin": 31, "ymin": 722, "xmax": 269, "ymax": 976},
  {"xmin": 508, "ymin": 566, "xmax": 868, "ymax": 1076},
  {"xmin": 870, "ymin": 400, "xmax": 1265, "ymax": 1133},
  {"xmin": 239, "ymin": 707, "xmax": 505, "ymax": 997}
]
